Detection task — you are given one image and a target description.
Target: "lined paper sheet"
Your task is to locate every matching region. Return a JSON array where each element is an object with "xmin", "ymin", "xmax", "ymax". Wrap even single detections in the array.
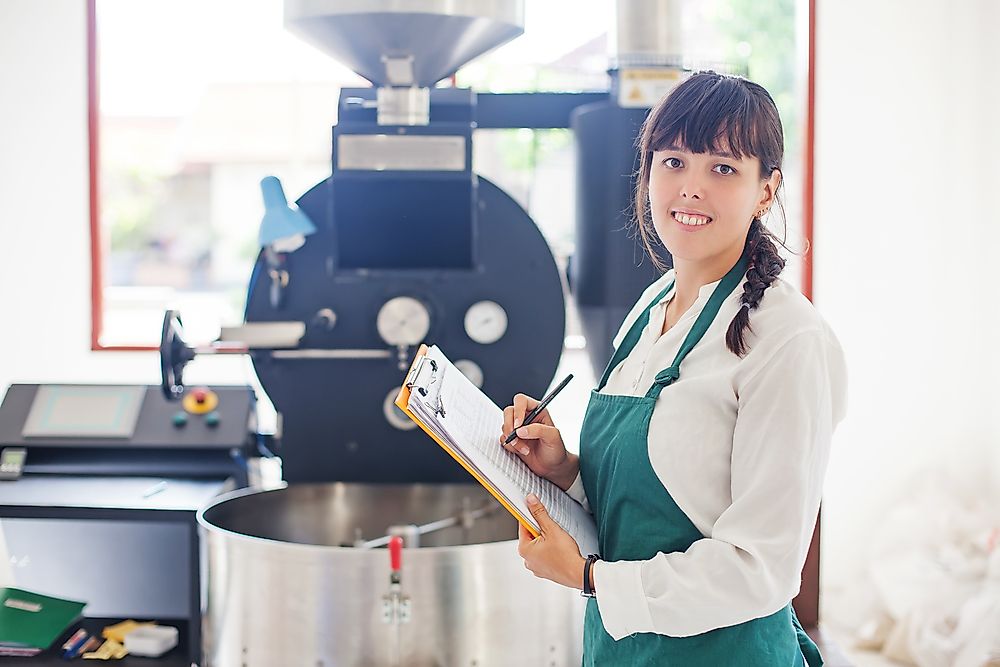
[{"xmin": 407, "ymin": 345, "xmax": 598, "ymax": 555}]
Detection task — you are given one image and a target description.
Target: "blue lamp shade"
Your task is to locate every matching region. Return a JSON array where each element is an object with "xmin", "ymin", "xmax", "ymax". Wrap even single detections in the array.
[{"xmin": 258, "ymin": 176, "xmax": 317, "ymax": 252}]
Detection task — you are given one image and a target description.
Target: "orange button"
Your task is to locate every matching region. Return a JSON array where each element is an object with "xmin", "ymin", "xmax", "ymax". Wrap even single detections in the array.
[{"xmin": 183, "ymin": 387, "xmax": 218, "ymax": 415}]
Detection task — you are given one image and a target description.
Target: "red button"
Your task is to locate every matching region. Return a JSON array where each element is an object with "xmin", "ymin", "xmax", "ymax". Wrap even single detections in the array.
[{"xmin": 192, "ymin": 388, "xmax": 208, "ymax": 404}]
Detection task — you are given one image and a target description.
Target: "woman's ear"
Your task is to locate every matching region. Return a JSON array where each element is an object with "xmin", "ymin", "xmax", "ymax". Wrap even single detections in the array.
[{"xmin": 758, "ymin": 168, "xmax": 782, "ymax": 212}]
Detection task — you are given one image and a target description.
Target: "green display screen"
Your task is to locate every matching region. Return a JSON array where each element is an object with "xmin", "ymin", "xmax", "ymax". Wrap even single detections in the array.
[{"xmin": 21, "ymin": 386, "xmax": 144, "ymax": 439}]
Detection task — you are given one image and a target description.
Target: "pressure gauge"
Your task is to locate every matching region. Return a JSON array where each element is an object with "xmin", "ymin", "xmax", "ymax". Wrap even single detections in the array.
[
  {"xmin": 377, "ymin": 296, "xmax": 431, "ymax": 346},
  {"xmin": 454, "ymin": 359, "xmax": 484, "ymax": 388},
  {"xmin": 383, "ymin": 388, "xmax": 417, "ymax": 431},
  {"xmin": 464, "ymin": 300, "xmax": 508, "ymax": 345}
]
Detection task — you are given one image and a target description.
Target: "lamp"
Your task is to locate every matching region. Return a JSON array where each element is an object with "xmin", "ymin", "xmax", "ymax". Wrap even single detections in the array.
[{"xmin": 258, "ymin": 176, "xmax": 316, "ymax": 253}]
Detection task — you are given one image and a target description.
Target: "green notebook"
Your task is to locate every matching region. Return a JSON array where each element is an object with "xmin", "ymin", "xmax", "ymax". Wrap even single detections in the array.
[{"xmin": 0, "ymin": 587, "xmax": 86, "ymax": 650}]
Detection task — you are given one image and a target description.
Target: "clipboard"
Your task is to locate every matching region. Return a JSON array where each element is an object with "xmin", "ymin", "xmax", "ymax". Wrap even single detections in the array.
[{"xmin": 395, "ymin": 344, "xmax": 541, "ymax": 539}]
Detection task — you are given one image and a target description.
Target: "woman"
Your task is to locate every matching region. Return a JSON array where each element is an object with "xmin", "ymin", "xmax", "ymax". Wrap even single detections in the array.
[{"xmin": 500, "ymin": 71, "xmax": 847, "ymax": 666}]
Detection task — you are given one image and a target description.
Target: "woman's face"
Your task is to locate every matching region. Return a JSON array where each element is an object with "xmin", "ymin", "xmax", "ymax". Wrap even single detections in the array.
[{"xmin": 648, "ymin": 143, "xmax": 780, "ymax": 264}]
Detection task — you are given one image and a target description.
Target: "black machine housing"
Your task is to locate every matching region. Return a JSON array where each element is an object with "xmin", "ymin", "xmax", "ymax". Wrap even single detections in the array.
[{"xmin": 244, "ymin": 87, "xmax": 566, "ymax": 484}]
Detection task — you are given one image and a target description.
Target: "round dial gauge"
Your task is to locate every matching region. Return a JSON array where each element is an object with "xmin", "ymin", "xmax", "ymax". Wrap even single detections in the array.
[
  {"xmin": 383, "ymin": 388, "xmax": 417, "ymax": 431},
  {"xmin": 454, "ymin": 359, "xmax": 484, "ymax": 388},
  {"xmin": 377, "ymin": 296, "xmax": 430, "ymax": 346},
  {"xmin": 464, "ymin": 300, "xmax": 508, "ymax": 345}
]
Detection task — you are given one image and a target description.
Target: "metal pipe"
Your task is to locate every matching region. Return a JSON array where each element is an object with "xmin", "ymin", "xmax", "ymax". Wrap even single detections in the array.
[{"xmin": 358, "ymin": 504, "xmax": 500, "ymax": 549}]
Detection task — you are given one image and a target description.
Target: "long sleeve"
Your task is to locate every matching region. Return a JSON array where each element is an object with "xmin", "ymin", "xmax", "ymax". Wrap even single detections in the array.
[
  {"xmin": 593, "ymin": 329, "xmax": 848, "ymax": 639},
  {"xmin": 565, "ymin": 471, "xmax": 591, "ymax": 513}
]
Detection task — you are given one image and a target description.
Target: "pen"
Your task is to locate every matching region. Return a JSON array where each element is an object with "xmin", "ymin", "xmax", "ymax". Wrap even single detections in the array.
[
  {"xmin": 62, "ymin": 630, "xmax": 89, "ymax": 659},
  {"xmin": 504, "ymin": 373, "xmax": 574, "ymax": 445},
  {"xmin": 142, "ymin": 481, "xmax": 168, "ymax": 498},
  {"xmin": 62, "ymin": 629, "xmax": 87, "ymax": 652}
]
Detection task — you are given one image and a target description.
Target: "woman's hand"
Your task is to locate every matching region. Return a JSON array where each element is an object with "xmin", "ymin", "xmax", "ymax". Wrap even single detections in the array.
[
  {"xmin": 499, "ymin": 393, "xmax": 579, "ymax": 491},
  {"xmin": 517, "ymin": 494, "xmax": 586, "ymax": 589}
]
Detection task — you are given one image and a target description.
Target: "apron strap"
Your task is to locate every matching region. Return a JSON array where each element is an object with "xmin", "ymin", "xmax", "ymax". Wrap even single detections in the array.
[
  {"xmin": 645, "ymin": 251, "xmax": 750, "ymax": 400},
  {"xmin": 653, "ymin": 366, "xmax": 680, "ymax": 386},
  {"xmin": 596, "ymin": 280, "xmax": 676, "ymax": 391}
]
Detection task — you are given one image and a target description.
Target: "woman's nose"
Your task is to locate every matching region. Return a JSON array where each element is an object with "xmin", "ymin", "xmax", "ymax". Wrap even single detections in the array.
[{"xmin": 680, "ymin": 180, "xmax": 704, "ymax": 199}]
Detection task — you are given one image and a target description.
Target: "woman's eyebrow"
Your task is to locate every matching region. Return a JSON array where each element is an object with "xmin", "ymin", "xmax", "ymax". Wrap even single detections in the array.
[{"xmin": 661, "ymin": 144, "xmax": 738, "ymax": 160}]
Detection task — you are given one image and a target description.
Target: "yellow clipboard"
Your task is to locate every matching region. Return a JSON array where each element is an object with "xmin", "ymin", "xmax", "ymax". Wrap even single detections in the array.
[{"xmin": 395, "ymin": 344, "xmax": 541, "ymax": 539}]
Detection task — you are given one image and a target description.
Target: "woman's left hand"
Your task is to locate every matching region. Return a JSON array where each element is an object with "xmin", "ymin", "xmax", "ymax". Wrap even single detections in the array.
[{"xmin": 517, "ymin": 493, "xmax": 586, "ymax": 589}]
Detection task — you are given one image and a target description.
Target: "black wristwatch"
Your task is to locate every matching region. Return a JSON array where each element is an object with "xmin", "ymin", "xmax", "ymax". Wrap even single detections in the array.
[{"xmin": 581, "ymin": 554, "xmax": 600, "ymax": 598}]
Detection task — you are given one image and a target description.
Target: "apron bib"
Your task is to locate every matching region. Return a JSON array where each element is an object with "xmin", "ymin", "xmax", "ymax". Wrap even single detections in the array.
[{"xmin": 579, "ymin": 254, "xmax": 822, "ymax": 666}]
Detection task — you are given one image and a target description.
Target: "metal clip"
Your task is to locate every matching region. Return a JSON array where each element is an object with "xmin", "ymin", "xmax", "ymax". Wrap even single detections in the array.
[
  {"xmin": 405, "ymin": 354, "xmax": 446, "ymax": 418},
  {"xmin": 404, "ymin": 355, "xmax": 434, "ymax": 391},
  {"xmin": 417, "ymin": 359, "xmax": 439, "ymax": 398}
]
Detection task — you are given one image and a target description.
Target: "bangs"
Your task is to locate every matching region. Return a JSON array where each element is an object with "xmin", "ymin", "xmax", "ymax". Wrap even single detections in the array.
[{"xmin": 649, "ymin": 73, "xmax": 776, "ymax": 166}]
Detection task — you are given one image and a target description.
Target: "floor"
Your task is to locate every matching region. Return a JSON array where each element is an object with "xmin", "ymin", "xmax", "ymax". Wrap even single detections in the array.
[{"xmin": 824, "ymin": 624, "xmax": 908, "ymax": 667}]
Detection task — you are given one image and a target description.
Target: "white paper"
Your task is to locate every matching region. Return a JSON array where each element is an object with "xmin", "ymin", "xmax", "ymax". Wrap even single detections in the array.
[{"xmin": 407, "ymin": 346, "xmax": 598, "ymax": 556}]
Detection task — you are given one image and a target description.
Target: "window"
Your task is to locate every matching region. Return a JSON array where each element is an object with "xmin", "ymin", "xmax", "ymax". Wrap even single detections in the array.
[
  {"xmin": 92, "ymin": 0, "xmax": 365, "ymax": 347},
  {"xmin": 91, "ymin": 0, "xmax": 808, "ymax": 348}
]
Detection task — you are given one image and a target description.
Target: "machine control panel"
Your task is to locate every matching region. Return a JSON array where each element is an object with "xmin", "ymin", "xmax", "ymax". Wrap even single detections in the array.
[{"xmin": 0, "ymin": 384, "xmax": 252, "ymax": 451}]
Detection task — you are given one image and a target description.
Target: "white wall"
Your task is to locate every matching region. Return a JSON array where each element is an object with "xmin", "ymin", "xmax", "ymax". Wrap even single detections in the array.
[{"xmin": 814, "ymin": 0, "xmax": 1000, "ymax": 626}]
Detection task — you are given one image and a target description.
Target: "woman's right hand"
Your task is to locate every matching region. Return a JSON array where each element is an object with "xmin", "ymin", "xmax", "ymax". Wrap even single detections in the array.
[{"xmin": 499, "ymin": 393, "xmax": 579, "ymax": 491}]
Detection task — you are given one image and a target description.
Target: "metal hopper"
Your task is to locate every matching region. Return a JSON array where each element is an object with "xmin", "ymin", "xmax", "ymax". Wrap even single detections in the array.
[{"xmin": 284, "ymin": 0, "xmax": 525, "ymax": 88}]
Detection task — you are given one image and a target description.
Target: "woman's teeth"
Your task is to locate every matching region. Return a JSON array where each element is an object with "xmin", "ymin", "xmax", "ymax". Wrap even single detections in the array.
[{"xmin": 673, "ymin": 212, "xmax": 712, "ymax": 226}]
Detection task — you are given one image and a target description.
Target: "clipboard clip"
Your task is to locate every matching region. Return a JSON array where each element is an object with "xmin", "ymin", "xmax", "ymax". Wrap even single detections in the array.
[{"xmin": 405, "ymin": 355, "xmax": 446, "ymax": 418}]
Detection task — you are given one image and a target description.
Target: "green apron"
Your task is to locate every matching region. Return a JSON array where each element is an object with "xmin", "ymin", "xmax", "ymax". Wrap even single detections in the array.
[{"xmin": 579, "ymin": 253, "xmax": 822, "ymax": 666}]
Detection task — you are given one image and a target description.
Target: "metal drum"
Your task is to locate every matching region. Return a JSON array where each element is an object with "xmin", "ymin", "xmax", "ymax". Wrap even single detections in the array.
[{"xmin": 199, "ymin": 483, "xmax": 585, "ymax": 666}]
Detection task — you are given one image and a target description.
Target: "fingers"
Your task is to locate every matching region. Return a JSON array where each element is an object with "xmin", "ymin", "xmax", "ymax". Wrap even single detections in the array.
[
  {"xmin": 526, "ymin": 493, "xmax": 555, "ymax": 532},
  {"xmin": 512, "ymin": 393, "xmax": 537, "ymax": 429},
  {"xmin": 514, "ymin": 392, "xmax": 554, "ymax": 429},
  {"xmin": 502, "ymin": 437, "xmax": 531, "ymax": 457},
  {"xmin": 500, "ymin": 400, "xmax": 535, "ymax": 455},
  {"xmin": 511, "ymin": 423, "xmax": 557, "ymax": 443},
  {"xmin": 517, "ymin": 523, "xmax": 534, "ymax": 555},
  {"xmin": 500, "ymin": 422, "xmax": 556, "ymax": 458},
  {"xmin": 501, "ymin": 394, "xmax": 557, "ymax": 455}
]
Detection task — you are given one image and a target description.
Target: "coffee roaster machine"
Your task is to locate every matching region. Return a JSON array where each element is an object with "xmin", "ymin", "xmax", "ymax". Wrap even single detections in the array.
[{"xmin": 154, "ymin": 1, "xmax": 711, "ymax": 665}]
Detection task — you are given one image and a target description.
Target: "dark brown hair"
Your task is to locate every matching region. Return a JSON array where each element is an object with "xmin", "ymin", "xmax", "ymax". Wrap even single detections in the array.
[{"xmin": 633, "ymin": 70, "xmax": 789, "ymax": 357}]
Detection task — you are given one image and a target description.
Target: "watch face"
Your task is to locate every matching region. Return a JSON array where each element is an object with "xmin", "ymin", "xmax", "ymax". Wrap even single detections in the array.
[
  {"xmin": 376, "ymin": 296, "xmax": 431, "ymax": 346},
  {"xmin": 463, "ymin": 300, "xmax": 508, "ymax": 345}
]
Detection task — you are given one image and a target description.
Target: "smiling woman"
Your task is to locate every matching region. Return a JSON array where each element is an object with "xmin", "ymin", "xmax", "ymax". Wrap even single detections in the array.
[
  {"xmin": 504, "ymin": 70, "xmax": 846, "ymax": 667},
  {"xmin": 638, "ymin": 72, "xmax": 789, "ymax": 356}
]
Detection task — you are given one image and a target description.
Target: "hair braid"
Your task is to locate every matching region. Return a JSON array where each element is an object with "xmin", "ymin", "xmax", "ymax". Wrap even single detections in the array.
[{"xmin": 726, "ymin": 218, "xmax": 786, "ymax": 357}]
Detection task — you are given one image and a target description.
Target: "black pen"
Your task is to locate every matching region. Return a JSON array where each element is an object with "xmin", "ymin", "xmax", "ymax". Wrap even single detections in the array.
[{"xmin": 504, "ymin": 373, "xmax": 574, "ymax": 445}]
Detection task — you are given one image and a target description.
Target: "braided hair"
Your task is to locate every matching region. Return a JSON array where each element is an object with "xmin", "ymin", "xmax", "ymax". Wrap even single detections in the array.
[
  {"xmin": 633, "ymin": 71, "xmax": 793, "ymax": 357},
  {"xmin": 728, "ymin": 217, "xmax": 787, "ymax": 356}
]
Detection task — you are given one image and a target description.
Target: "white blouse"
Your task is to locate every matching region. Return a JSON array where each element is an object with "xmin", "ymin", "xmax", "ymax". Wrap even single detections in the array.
[{"xmin": 566, "ymin": 268, "xmax": 848, "ymax": 640}]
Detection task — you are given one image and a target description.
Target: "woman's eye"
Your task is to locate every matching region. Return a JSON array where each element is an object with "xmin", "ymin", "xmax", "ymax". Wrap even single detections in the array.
[
  {"xmin": 663, "ymin": 157, "xmax": 682, "ymax": 168},
  {"xmin": 713, "ymin": 164, "xmax": 736, "ymax": 175}
]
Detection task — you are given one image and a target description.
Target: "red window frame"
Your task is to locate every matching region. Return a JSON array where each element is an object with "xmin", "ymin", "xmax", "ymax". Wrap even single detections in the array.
[{"xmin": 88, "ymin": 0, "xmax": 153, "ymax": 351}]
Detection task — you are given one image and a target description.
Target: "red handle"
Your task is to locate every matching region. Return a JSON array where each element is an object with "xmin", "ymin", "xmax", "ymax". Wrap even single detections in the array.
[{"xmin": 389, "ymin": 535, "xmax": 403, "ymax": 571}]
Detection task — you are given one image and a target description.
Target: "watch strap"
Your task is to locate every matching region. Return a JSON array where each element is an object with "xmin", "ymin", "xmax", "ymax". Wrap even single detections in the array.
[{"xmin": 581, "ymin": 554, "xmax": 599, "ymax": 598}]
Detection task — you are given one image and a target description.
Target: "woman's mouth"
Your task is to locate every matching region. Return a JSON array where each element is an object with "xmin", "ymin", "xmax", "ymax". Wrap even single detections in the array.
[{"xmin": 672, "ymin": 211, "xmax": 713, "ymax": 227}]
